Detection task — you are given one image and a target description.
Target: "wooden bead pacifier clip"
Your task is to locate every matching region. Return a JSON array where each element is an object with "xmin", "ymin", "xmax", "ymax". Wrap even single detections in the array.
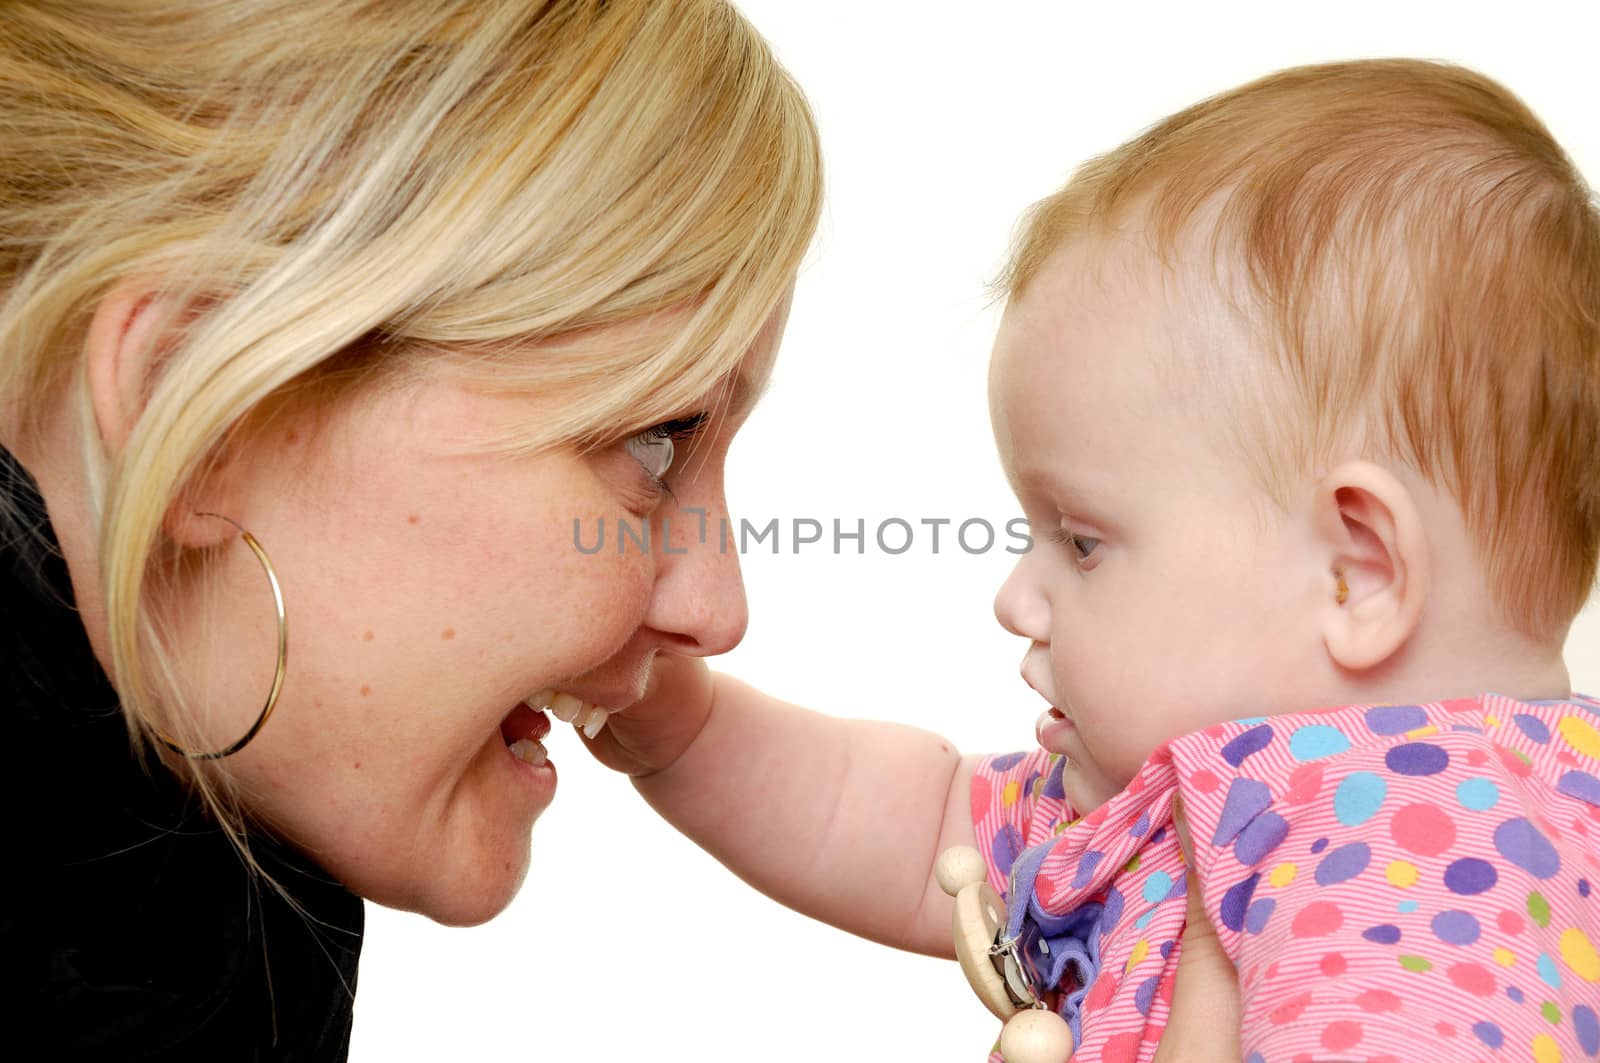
[{"xmin": 936, "ymin": 846, "xmax": 1076, "ymax": 1063}]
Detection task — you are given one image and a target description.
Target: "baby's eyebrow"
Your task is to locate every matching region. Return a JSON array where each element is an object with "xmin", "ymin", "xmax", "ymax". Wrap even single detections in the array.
[
  {"xmin": 1012, "ymin": 463, "xmax": 1108, "ymax": 517},
  {"xmin": 1012, "ymin": 460, "xmax": 1077, "ymax": 496}
]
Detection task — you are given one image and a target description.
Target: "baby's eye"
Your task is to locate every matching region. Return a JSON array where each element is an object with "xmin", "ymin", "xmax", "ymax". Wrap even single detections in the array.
[
  {"xmin": 1049, "ymin": 528, "xmax": 1101, "ymax": 563},
  {"xmin": 623, "ymin": 414, "xmax": 708, "ymax": 485}
]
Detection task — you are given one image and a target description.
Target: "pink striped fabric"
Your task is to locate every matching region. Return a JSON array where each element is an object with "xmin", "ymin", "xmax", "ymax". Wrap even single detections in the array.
[{"xmin": 970, "ymin": 695, "xmax": 1600, "ymax": 1062}]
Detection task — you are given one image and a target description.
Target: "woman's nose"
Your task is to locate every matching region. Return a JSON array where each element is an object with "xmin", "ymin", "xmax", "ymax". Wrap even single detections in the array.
[
  {"xmin": 994, "ymin": 557, "xmax": 1049, "ymax": 642},
  {"xmin": 643, "ymin": 500, "xmax": 749, "ymax": 657}
]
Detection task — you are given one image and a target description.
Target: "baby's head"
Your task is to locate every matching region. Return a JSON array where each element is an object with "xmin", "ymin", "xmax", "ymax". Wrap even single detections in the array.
[{"xmin": 991, "ymin": 59, "xmax": 1600, "ymax": 812}]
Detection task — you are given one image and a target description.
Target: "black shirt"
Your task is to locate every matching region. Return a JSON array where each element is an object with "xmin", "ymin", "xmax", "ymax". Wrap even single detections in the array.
[{"xmin": 1, "ymin": 450, "xmax": 363, "ymax": 1061}]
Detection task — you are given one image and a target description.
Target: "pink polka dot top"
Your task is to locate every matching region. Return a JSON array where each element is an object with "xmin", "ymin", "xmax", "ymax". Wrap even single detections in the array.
[{"xmin": 971, "ymin": 695, "xmax": 1600, "ymax": 1063}]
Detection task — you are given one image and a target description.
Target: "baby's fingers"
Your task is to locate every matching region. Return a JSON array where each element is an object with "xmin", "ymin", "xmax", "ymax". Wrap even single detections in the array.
[{"xmin": 578, "ymin": 653, "xmax": 714, "ymax": 777}]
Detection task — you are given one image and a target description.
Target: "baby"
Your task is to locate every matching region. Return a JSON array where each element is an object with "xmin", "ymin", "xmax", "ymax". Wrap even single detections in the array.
[{"xmin": 588, "ymin": 59, "xmax": 1600, "ymax": 1062}]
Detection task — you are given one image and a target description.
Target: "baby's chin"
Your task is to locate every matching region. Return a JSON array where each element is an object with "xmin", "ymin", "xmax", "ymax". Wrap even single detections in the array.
[
  {"xmin": 1055, "ymin": 756, "xmax": 1124, "ymax": 817},
  {"xmin": 1036, "ymin": 709, "xmax": 1124, "ymax": 811}
]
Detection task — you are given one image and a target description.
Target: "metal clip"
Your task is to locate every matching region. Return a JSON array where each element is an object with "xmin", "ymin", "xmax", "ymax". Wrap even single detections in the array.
[{"xmin": 989, "ymin": 931, "xmax": 1040, "ymax": 1009}]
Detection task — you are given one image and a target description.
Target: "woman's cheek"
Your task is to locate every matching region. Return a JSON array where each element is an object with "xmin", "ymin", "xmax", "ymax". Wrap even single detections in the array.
[{"xmin": 576, "ymin": 546, "xmax": 658, "ymax": 651}]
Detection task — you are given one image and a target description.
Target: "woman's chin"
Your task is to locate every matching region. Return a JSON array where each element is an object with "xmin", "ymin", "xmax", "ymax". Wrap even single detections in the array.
[
  {"xmin": 412, "ymin": 862, "xmax": 531, "ymax": 927},
  {"xmin": 353, "ymin": 835, "xmax": 533, "ymax": 927}
]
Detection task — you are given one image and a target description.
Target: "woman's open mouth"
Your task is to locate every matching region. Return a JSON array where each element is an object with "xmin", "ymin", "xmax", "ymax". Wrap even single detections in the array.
[
  {"xmin": 500, "ymin": 699, "xmax": 553, "ymax": 766},
  {"xmin": 500, "ymin": 689, "xmax": 618, "ymax": 766}
]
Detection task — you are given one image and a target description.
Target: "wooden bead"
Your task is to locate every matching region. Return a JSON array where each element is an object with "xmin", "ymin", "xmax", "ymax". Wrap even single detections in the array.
[
  {"xmin": 951, "ymin": 881, "xmax": 1018, "ymax": 1021},
  {"xmin": 934, "ymin": 845, "xmax": 987, "ymax": 897},
  {"xmin": 999, "ymin": 1008, "xmax": 1075, "ymax": 1063}
]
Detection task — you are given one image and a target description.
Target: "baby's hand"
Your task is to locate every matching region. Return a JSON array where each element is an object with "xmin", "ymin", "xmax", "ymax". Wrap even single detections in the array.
[{"xmin": 578, "ymin": 652, "xmax": 714, "ymax": 778}]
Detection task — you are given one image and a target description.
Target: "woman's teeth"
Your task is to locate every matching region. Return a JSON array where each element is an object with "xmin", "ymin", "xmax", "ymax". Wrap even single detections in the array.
[
  {"xmin": 509, "ymin": 738, "xmax": 548, "ymax": 766},
  {"xmin": 578, "ymin": 706, "xmax": 608, "ymax": 739},
  {"xmin": 523, "ymin": 689, "xmax": 613, "ymax": 739},
  {"xmin": 548, "ymin": 692, "xmax": 583, "ymax": 722}
]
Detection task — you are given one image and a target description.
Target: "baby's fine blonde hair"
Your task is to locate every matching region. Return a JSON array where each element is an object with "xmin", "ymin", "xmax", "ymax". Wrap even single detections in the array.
[
  {"xmin": 1004, "ymin": 59, "xmax": 1600, "ymax": 641},
  {"xmin": 0, "ymin": 0, "xmax": 821, "ymax": 824}
]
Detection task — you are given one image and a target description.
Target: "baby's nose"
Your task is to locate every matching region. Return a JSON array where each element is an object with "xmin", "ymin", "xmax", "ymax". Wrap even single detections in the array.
[{"xmin": 994, "ymin": 559, "xmax": 1049, "ymax": 642}]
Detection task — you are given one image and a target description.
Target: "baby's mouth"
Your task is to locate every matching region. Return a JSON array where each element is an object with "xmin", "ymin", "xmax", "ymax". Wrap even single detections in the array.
[{"xmin": 1035, "ymin": 705, "xmax": 1078, "ymax": 757}]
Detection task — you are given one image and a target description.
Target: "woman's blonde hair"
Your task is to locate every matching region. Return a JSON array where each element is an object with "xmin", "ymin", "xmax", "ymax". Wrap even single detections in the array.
[
  {"xmin": 1003, "ymin": 59, "xmax": 1600, "ymax": 641},
  {"xmin": 0, "ymin": 0, "xmax": 821, "ymax": 838}
]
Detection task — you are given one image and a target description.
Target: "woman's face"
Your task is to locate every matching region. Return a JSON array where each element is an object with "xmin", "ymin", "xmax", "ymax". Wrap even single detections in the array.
[{"xmin": 173, "ymin": 297, "xmax": 790, "ymax": 925}]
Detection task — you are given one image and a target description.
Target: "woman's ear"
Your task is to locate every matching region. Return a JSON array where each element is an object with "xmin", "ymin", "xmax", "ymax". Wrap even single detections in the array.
[
  {"xmin": 84, "ymin": 281, "xmax": 237, "ymax": 550},
  {"xmin": 1314, "ymin": 460, "xmax": 1430, "ymax": 672},
  {"xmin": 84, "ymin": 280, "xmax": 177, "ymax": 456}
]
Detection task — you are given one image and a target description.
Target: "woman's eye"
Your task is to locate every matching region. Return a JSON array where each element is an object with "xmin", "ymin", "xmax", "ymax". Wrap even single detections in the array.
[
  {"xmin": 625, "ymin": 427, "xmax": 675, "ymax": 479},
  {"xmin": 622, "ymin": 414, "xmax": 708, "ymax": 485}
]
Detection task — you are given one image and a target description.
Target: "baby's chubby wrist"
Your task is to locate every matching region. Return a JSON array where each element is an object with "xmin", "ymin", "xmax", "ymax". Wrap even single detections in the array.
[{"xmin": 580, "ymin": 652, "xmax": 717, "ymax": 778}]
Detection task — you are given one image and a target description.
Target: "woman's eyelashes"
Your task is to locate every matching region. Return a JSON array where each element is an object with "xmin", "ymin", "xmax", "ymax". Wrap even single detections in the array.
[
  {"xmin": 623, "ymin": 413, "xmax": 709, "ymax": 497},
  {"xmin": 1048, "ymin": 526, "xmax": 1101, "ymax": 565}
]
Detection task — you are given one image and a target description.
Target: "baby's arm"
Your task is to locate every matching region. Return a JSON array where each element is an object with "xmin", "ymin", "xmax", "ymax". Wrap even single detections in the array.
[{"xmin": 585, "ymin": 653, "xmax": 981, "ymax": 956}]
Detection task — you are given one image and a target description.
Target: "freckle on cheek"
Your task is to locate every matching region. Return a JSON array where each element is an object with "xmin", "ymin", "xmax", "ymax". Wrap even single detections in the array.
[
  {"xmin": 352, "ymin": 761, "xmax": 361, "ymax": 770},
  {"xmin": 441, "ymin": 628, "xmax": 455, "ymax": 640},
  {"xmin": 408, "ymin": 514, "xmax": 421, "ymax": 525},
  {"xmin": 360, "ymin": 685, "xmax": 371, "ymax": 696},
  {"xmin": 363, "ymin": 630, "xmax": 375, "ymax": 642}
]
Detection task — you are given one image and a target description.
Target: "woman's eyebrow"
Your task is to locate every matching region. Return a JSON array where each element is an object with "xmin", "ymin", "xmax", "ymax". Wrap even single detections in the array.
[{"xmin": 717, "ymin": 365, "xmax": 770, "ymax": 423}]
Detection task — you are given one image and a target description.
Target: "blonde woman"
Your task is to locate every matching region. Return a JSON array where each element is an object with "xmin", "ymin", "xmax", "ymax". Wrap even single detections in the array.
[{"xmin": 0, "ymin": 1, "xmax": 819, "ymax": 1055}]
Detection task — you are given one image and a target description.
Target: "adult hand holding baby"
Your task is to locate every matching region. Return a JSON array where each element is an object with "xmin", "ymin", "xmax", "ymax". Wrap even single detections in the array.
[{"xmin": 1152, "ymin": 800, "xmax": 1242, "ymax": 1063}]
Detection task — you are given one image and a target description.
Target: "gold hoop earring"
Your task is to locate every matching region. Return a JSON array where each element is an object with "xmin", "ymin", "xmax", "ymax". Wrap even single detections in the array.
[
  {"xmin": 1334, "ymin": 567, "xmax": 1350, "ymax": 606},
  {"xmin": 155, "ymin": 514, "xmax": 287, "ymax": 760}
]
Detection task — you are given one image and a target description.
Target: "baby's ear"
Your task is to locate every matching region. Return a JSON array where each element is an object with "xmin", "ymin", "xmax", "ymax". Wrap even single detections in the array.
[
  {"xmin": 1312, "ymin": 461, "xmax": 1430, "ymax": 672},
  {"xmin": 84, "ymin": 280, "xmax": 238, "ymax": 550}
]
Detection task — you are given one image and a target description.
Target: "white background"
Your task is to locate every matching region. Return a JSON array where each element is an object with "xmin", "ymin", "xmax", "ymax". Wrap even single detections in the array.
[{"xmin": 351, "ymin": 2, "xmax": 1600, "ymax": 1059}]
